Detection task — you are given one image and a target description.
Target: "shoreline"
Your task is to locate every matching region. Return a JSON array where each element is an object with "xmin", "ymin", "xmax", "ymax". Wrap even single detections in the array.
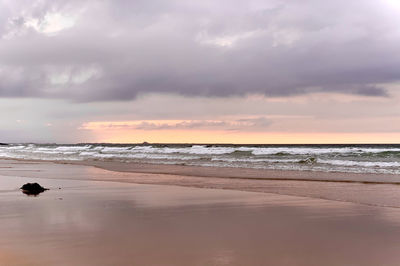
[
  {"xmin": 69, "ymin": 159, "xmax": 400, "ymax": 184},
  {"xmin": 3, "ymin": 159, "xmax": 400, "ymax": 208},
  {"xmin": 2, "ymin": 143, "xmax": 400, "ymax": 177},
  {"xmin": 4, "ymin": 157, "xmax": 400, "ymax": 184}
]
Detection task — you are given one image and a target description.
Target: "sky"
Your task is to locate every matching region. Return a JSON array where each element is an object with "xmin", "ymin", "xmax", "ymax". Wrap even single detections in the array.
[{"xmin": 0, "ymin": 0, "xmax": 400, "ymax": 144}]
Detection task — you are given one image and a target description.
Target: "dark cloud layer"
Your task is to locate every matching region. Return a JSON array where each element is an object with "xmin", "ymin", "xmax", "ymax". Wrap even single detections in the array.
[{"xmin": 0, "ymin": 0, "xmax": 399, "ymax": 101}]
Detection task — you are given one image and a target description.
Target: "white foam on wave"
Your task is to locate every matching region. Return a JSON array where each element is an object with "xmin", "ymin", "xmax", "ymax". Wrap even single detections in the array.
[
  {"xmin": 1, "ymin": 144, "xmax": 400, "ymax": 175},
  {"xmin": 54, "ymin": 145, "xmax": 92, "ymax": 151},
  {"xmin": 132, "ymin": 145, "xmax": 236, "ymax": 155},
  {"xmin": 250, "ymin": 147, "xmax": 400, "ymax": 155},
  {"xmin": 79, "ymin": 151, "xmax": 98, "ymax": 156},
  {"xmin": 210, "ymin": 157, "xmax": 299, "ymax": 163},
  {"xmin": 32, "ymin": 150, "xmax": 60, "ymax": 154},
  {"xmin": 318, "ymin": 159, "xmax": 400, "ymax": 168},
  {"xmin": 101, "ymin": 146, "xmax": 132, "ymax": 153},
  {"xmin": 251, "ymin": 147, "xmax": 365, "ymax": 155},
  {"xmin": 4, "ymin": 145, "xmax": 26, "ymax": 150}
]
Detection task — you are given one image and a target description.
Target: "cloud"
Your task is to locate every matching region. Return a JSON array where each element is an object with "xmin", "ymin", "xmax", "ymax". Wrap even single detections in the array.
[
  {"xmin": 0, "ymin": 0, "xmax": 399, "ymax": 101},
  {"xmin": 81, "ymin": 117, "xmax": 271, "ymax": 132}
]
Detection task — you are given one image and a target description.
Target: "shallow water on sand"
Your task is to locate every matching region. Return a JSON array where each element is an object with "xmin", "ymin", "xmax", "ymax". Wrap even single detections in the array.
[{"xmin": 2, "ymin": 173, "xmax": 400, "ymax": 265}]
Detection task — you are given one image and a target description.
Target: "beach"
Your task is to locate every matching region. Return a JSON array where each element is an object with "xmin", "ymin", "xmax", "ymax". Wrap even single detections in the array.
[
  {"xmin": 2, "ymin": 160, "xmax": 400, "ymax": 265},
  {"xmin": 2, "ymin": 0, "xmax": 399, "ymax": 264}
]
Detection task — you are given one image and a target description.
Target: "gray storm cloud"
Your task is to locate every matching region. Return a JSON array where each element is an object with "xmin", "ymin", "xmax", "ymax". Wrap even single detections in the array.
[{"xmin": 0, "ymin": 0, "xmax": 399, "ymax": 101}]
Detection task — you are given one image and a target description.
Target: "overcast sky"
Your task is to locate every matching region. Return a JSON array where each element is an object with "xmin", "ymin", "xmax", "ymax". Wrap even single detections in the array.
[{"xmin": 1, "ymin": 0, "xmax": 400, "ymax": 143}]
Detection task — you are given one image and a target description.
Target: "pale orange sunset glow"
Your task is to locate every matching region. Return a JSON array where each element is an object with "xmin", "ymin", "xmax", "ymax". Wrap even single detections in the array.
[{"xmin": 81, "ymin": 120, "xmax": 400, "ymax": 144}]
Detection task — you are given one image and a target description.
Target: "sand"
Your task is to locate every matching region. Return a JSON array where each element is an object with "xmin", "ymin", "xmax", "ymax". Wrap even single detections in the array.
[
  {"xmin": 2, "ymin": 160, "xmax": 400, "ymax": 265},
  {"xmin": 3, "ymin": 159, "xmax": 400, "ymax": 207}
]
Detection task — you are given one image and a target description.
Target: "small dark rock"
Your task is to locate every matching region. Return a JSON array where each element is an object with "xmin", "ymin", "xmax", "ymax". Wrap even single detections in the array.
[
  {"xmin": 20, "ymin": 183, "xmax": 49, "ymax": 196},
  {"xmin": 0, "ymin": 143, "xmax": 8, "ymax": 145}
]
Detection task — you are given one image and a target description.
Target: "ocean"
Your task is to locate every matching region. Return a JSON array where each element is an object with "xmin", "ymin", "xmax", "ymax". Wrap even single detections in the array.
[{"xmin": 0, "ymin": 143, "xmax": 399, "ymax": 175}]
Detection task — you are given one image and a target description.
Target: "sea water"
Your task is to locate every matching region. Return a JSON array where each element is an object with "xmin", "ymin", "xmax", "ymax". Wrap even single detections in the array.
[{"xmin": 0, "ymin": 143, "xmax": 399, "ymax": 175}]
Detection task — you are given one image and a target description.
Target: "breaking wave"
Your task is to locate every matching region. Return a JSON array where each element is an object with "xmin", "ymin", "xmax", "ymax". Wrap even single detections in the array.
[{"xmin": 1, "ymin": 143, "xmax": 400, "ymax": 175}]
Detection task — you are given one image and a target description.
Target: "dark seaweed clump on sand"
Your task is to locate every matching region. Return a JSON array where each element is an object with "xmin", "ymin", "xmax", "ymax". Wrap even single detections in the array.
[{"xmin": 20, "ymin": 183, "xmax": 49, "ymax": 196}]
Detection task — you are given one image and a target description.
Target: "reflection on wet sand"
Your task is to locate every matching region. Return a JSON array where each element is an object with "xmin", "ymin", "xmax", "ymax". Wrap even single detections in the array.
[{"xmin": 2, "ymin": 162, "xmax": 400, "ymax": 265}]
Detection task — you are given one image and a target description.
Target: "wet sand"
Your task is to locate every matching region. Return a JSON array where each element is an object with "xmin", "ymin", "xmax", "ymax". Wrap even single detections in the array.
[
  {"xmin": 2, "ymin": 160, "xmax": 400, "ymax": 265},
  {"xmin": 3, "ymin": 159, "xmax": 400, "ymax": 207},
  {"xmin": 76, "ymin": 159, "xmax": 400, "ymax": 184}
]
